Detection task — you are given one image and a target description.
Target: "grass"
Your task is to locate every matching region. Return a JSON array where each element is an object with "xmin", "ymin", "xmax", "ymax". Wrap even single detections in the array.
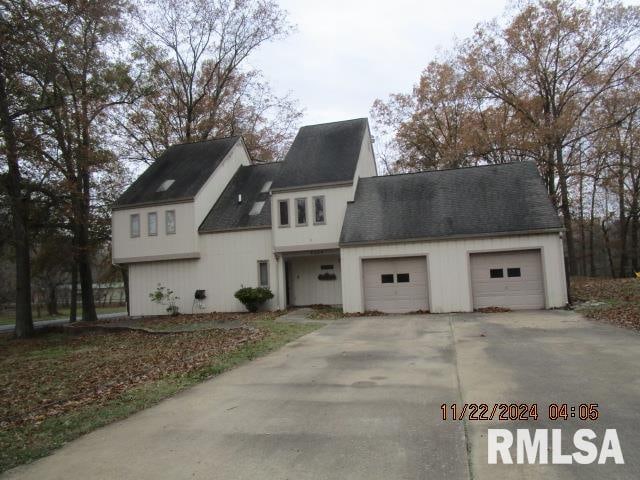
[
  {"xmin": 0, "ymin": 316, "xmax": 321, "ymax": 473},
  {"xmin": 0, "ymin": 306, "xmax": 127, "ymax": 326}
]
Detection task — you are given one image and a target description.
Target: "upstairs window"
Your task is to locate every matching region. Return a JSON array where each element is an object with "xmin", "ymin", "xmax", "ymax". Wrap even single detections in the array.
[
  {"xmin": 148, "ymin": 212, "xmax": 158, "ymax": 236},
  {"xmin": 130, "ymin": 214, "xmax": 140, "ymax": 238},
  {"xmin": 313, "ymin": 196, "xmax": 325, "ymax": 224},
  {"xmin": 165, "ymin": 210, "xmax": 176, "ymax": 235},
  {"xmin": 278, "ymin": 200, "xmax": 289, "ymax": 227},
  {"xmin": 296, "ymin": 198, "xmax": 307, "ymax": 226}
]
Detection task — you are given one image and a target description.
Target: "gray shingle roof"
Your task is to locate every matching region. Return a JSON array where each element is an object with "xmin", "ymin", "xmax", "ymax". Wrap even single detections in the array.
[
  {"xmin": 115, "ymin": 137, "xmax": 240, "ymax": 208},
  {"xmin": 199, "ymin": 162, "xmax": 282, "ymax": 233},
  {"xmin": 340, "ymin": 162, "xmax": 562, "ymax": 245},
  {"xmin": 271, "ymin": 118, "xmax": 368, "ymax": 190}
]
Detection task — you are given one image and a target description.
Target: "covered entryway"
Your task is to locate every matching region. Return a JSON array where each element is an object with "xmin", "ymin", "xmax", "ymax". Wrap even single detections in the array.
[
  {"xmin": 470, "ymin": 250, "xmax": 545, "ymax": 310},
  {"xmin": 287, "ymin": 254, "xmax": 342, "ymax": 306},
  {"xmin": 362, "ymin": 256, "xmax": 428, "ymax": 313}
]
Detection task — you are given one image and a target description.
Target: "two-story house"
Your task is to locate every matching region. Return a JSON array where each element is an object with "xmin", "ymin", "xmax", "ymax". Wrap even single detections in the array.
[{"xmin": 112, "ymin": 118, "xmax": 568, "ymax": 316}]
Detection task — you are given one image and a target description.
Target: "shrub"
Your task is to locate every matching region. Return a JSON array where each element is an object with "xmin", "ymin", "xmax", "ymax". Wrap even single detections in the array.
[
  {"xmin": 149, "ymin": 283, "xmax": 180, "ymax": 316},
  {"xmin": 234, "ymin": 287, "xmax": 274, "ymax": 312}
]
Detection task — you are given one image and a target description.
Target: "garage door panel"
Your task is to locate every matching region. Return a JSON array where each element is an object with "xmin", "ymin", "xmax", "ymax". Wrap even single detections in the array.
[
  {"xmin": 362, "ymin": 257, "xmax": 428, "ymax": 313},
  {"xmin": 470, "ymin": 250, "xmax": 544, "ymax": 310}
]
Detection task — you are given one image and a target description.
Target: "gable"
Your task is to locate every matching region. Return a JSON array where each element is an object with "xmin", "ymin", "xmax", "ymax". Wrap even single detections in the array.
[
  {"xmin": 271, "ymin": 118, "xmax": 368, "ymax": 191},
  {"xmin": 115, "ymin": 136, "xmax": 240, "ymax": 208}
]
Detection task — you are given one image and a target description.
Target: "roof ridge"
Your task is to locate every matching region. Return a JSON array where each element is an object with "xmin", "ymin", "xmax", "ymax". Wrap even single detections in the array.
[
  {"xmin": 166, "ymin": 135, "xmax": 240, "ymax": 149},
  {"xmin": 299, "ymin": 117, "xmax": 368, "ymax": 130},
  {"xmin": 365, "ymin": 161, "xmax": 533, "ymax": 180}
]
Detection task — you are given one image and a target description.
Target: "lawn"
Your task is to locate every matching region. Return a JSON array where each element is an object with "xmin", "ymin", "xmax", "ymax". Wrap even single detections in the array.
[
  {"xmin": 571, "ymin": 276, "xmax": 640, "ymax": 331},
  {"xmin": 0, "ymin": 313, "xmax": 321, "ymax": 473},
  {"xmin": 0, "ymin": 306, "xmax": 127, "ymax": 326}
]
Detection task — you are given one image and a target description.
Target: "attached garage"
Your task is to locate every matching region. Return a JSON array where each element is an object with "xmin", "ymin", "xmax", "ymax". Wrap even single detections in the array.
[
  {"xmin": 362, "ymin": 257, "xmax": 428, "ymax": 313},
  {"xmin": 470, "ymin": 250, "xmax": 545, "ymax": 310}
]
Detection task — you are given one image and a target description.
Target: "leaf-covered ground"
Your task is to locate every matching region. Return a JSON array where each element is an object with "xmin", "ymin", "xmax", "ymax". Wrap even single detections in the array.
[
  {"xmin": 572, "ymin": 276, "xmax": 640, "ymax": 332},
  {"xmin": 0, "ymin": 313, "xmax": 320, "ymax": 473}
]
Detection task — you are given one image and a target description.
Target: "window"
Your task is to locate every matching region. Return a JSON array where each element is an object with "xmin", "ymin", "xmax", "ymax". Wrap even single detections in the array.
[
  {"xmin": 313, "ymin": 195, "xmax": 325, "ymax": 224},
  {"xmin": 165, "ymin": 210, "xmax": 176, "ymax": 235},
  {"xmin": 258, "ymin": 261, "xmax": 269, "ymax": 287},
  {"xmin": 321, "ymin": 264, "xmax": 334, "ymax": 270},
  {"xmin": 156, "ymin": 179, "xmax": 175, "ymax": 192},
  {"xmin": 260, "ymin": 181, "xmax": 272, "ymax": 193},
  {"xmin": 397, "ymin": 273, "xmax": 410, "ymax": 283},
  {"xmin": 296, "ymin": 198, "xmax": 307, "ymax": 226},
  {"xmin": 148, "ymin": 212, "xmax": 158, "ymax": 236},
  {"xmin": 130, "ymin": 214, "xmax": 140, "ymax": 238},
  {"xmin": 278, "ymin": 200, "xmax": 289, "ymax": 226},
  {"xmin": 490, "ymin": 268, "xmax": 504, "ymax": 278},
  {"xmin": 381, "ymin": 274, "xmax": 394, "ymax": 284},
  {"xmin": 507, "ymin": 267, "xmax": 521, "ymax": 278},
  {"xmin": 249, "ymin": 201, "xmax": 265, "ymax": 216}
]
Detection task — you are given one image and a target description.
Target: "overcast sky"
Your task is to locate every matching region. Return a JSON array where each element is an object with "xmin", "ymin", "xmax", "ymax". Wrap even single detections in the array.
[{"xmin": 250, "ymin": 0, "xmax": 512, "ymax": 127}]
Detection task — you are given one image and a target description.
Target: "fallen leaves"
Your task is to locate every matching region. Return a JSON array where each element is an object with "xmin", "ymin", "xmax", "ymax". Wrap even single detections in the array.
[
  {"xmin": 0, "ymin": 317, "xmax": 268, "ymax": 429},
  {"xmin": 571, "ymin": 276, "xmax": 640, "ymax": 332}
]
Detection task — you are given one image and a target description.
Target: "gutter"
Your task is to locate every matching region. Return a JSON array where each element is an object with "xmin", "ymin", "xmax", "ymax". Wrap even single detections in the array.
[
  {"xmin": 338, "ymin": 227, "xmax": 565, "ymax": 248},
  {"xmin": 111, "ymin": 196, "xmax": 194, "ymax": 211}
]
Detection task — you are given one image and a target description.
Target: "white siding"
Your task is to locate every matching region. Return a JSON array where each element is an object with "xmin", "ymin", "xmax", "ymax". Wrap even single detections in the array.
[
  {"xmin": 112, "ymin": 202, "xmax": 197, "ymax": 263},
  {"xmin": 340, "ymin": 233, "xmax": 567, "ymax": 313},
  {"xmin": 350, "ymin": 124, "xmax": 378, "ymax": 200},
  {"xmin": 272, "ymin": 186, "xmax": 352, "ymax": 250},
  {"xmin": 113, "ymin": 138, "xmax": 251, "ymax": 264},
  {"xmin": 128, "ymin": 229, "xmax": 277, "ymax": 316},
  {"xmin": 193, "ymin": 140, "xmax": 250, "ymax": 226}
]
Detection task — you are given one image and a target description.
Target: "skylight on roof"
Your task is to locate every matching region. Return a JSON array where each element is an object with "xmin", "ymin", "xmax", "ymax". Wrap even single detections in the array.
[
  {"xmin": 156, "ymin": 179, "xmax": 175, "ymax": 192},
  {"xmin": 249, "ymin": 201, "xmax": 265, "ymax": 216},
  {"xmin": 260, "ymin": 181, "xmax": 272, "ymax": 193}
]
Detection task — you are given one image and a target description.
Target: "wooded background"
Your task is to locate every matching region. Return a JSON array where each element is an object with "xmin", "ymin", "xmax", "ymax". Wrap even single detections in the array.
[{"xmin": 2, "ymin": 0, "xmax": 639, "ymax": 337}]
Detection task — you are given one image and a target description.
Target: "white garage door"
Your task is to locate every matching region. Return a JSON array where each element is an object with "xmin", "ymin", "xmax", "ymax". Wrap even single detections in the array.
[
  {"xmin": 470, "ymin": 250, "xmax": 545, "ymax": 310},
  {"xmin": 362, "ymin": 257, "xmax": 428, "ymax": 313}
]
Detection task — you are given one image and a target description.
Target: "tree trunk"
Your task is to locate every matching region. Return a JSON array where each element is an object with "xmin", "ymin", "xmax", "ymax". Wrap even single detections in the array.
[
  {"xmin": 46, "ymin": 285, "xmax": 58, "ymax": 316},
  {"xmin": 0, "ymin": 64, "xmax": 34, "ymax": 338},
  {"xmin": 69, "ymin": 256, "xmax": 78, "ymax": 322},
  {"xmin": 618, "ymin": 155, "xmax": 628, "ymax": 277},
  {"xmin": 589, "ymin": 179, "xmax": 598, "ymax": 276},
  {"xmin": 76, "ymin": 91, "xmax": 97, "ymax": 322},
  {"xmin": 632, "ymin": 213, "xmax": 639, "ymax": 273},
  {"xmin": 555, "ymin": 145, "xmax": 576, "ymax": 275},
  {"xmin": 602, "ymin": 220, "xmax": 616, "ymax": 277}
]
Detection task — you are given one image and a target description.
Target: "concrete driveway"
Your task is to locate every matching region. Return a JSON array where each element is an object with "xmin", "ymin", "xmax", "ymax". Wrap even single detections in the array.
[{"xmin": 4, "ymin": 311, "xmax": 640, "ymax": 479}]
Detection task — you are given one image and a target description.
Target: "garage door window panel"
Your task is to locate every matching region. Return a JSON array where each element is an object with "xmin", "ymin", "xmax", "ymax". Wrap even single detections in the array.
[
  {"xmin": 381, "ymin": 274, "xmax": 394, "ymax": 284},
  {"xmin": 507, "ymin": 267, "xmax": 521, "ymax": 278},
  {"xmin": 490, "ymin": 268, "xmax": 504, "ymax": 278},
  {"xmin": 397, "ymin": 273, "xmax": 410, "ymax": 283}
]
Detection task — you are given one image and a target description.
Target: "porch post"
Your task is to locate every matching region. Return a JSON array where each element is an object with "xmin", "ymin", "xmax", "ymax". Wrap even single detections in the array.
[{"xmin": 275, "ymin": 254, "xmax": 287, "ymax": 310}]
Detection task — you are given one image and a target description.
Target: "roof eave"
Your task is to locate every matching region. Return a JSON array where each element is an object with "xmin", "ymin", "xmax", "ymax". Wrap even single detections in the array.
[
  {"xmin": 198, "ymin": 225, "xmax": 272, "ymax": 235},
  {"xmin": 339, "ymin": 227, "xmax": 564, "ymax": 248},
  {"xmin": 270, "ymin": 180, "xmax": 353, "ymax": 194},
  {"xmin": 112, "ymin": 196, "xmax": 194, "ymax": 211}
]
